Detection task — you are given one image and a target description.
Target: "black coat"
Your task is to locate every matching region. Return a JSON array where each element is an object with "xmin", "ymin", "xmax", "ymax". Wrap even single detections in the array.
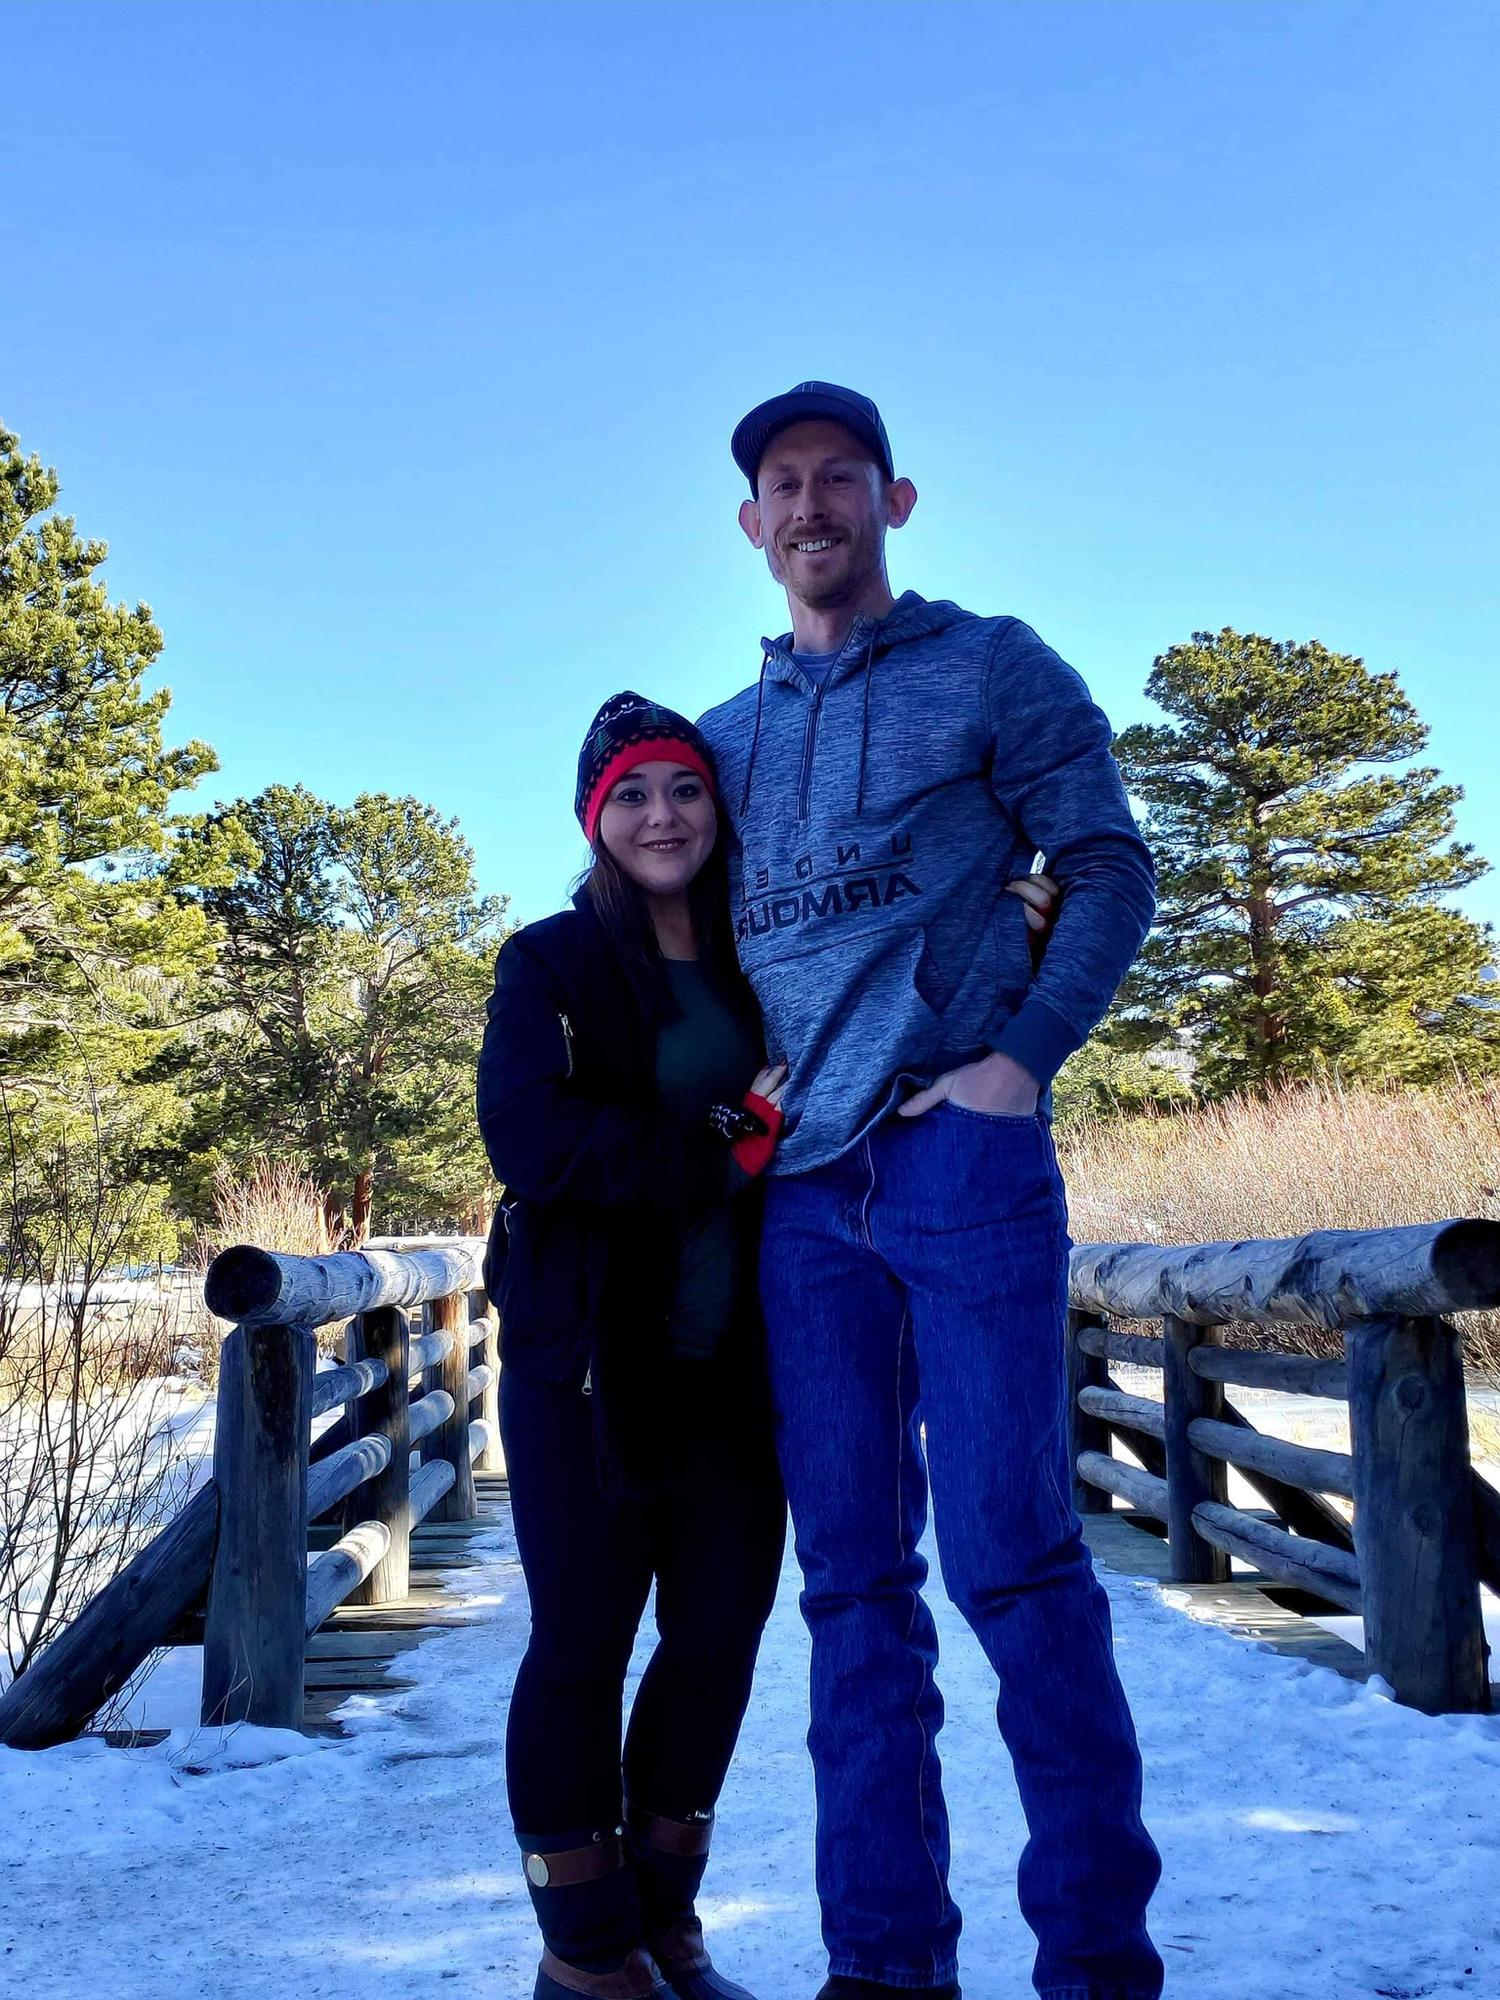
[{"xmin": 476, "ymin": 895, "xmax": 763, "ymax": 1410}]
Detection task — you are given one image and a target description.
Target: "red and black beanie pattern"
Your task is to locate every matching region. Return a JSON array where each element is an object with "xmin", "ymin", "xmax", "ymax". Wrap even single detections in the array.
[{"xmin": 575, "ymin": 691, "xmax": 719, "ymax": 845}]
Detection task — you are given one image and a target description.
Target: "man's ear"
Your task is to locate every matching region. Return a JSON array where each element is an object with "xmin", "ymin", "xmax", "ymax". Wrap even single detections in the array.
[
  {"xmin": 738, "ymin": 498, "xmax": 765, "ymax": 549},
  {"xmin": 886, "ymin": 477, "xmax": 918, "ymax": 531}
]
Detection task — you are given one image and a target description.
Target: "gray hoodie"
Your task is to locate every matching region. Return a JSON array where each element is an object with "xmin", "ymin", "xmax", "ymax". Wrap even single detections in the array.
[{"xmin": 697, "ymin": 592, "xmax": 1155, "ymax": 1175}]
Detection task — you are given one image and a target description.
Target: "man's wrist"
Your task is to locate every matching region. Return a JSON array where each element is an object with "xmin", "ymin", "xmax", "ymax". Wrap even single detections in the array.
[{"xmin": 990, "ymin": 995, "xmax": 1082, "ymax": 1091}]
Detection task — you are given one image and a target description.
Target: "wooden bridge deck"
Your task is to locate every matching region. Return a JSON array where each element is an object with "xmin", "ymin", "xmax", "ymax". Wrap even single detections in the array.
[
  {"xmin": 291, "ymin": 1478, "xmax": 1428, "ymax": 1744},
  {"xmin": 300, "ymin": 1470, "xmax": 509, "ymax": 1734},
  {"xmin": 1086, "ymin": 1507, "xmax": 1390, "ymax": 1684}
]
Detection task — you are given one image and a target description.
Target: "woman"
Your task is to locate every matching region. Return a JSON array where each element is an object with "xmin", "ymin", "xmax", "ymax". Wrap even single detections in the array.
[
  {"xmin": 477, "ymin": 692, "xmax": 789, "ymax": 2000},
  {"xmin": 477, "ymin": 691, "xmax": 1059, "ymax": 2000}
]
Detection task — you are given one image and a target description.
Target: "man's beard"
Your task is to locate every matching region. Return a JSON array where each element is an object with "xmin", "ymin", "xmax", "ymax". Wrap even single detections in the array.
[{"xmin": 768, "ymin": 527, "xmax": 877, "ymax": 611}]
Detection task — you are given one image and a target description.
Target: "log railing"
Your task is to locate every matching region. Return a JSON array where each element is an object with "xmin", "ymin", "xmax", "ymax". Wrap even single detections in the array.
[
  {"xmin": 1068, "ymin": 1219, "xmax": 1499, "ymax": 1715},
  {"xmin": 0, "ymin": 1237, "xmax": 499, "ymax": 1751}
]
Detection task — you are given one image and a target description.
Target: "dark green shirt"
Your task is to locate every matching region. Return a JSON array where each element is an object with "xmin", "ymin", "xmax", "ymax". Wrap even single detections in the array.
[{"xmin": 655, "ymin": 959, "xmax": 762, "ymax": 1359}]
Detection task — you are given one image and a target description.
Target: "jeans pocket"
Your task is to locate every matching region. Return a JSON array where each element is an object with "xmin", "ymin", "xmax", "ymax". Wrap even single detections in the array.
[{"xmin": 941, "ymin": 1099, "xmax": 1038, "ymax": 1126}]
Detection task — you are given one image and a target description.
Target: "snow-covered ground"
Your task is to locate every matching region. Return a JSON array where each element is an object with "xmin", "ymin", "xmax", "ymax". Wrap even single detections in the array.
[{"xmin": 3, "ymin": 1501, "xmax": 1498, "ymax": 2000}]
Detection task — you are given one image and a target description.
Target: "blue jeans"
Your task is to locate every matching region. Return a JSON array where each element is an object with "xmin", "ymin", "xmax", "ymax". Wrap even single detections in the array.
[{"xmin": 760, "ymin": 1103, "xmax": 1163, "ymax": 1999}]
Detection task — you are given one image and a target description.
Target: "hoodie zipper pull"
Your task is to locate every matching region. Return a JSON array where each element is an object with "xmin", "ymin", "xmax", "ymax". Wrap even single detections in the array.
[{"xmin": 559, "ymin": 1012, "xmax": 575, "ymax": 1078}]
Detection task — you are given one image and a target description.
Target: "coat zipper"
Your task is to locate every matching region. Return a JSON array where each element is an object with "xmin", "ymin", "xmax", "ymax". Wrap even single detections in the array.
[
  {"xmin": 558, "ymin": 1011, "xmax": 575, "ymax": 1078},
  {"xmin": 797, "ymin": 684, "xmax": 825, "ymax": 820}
]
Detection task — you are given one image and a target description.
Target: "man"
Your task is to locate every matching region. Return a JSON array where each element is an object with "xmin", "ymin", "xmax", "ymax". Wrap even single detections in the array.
[{"xmin": 697, "ymin": 383, "xmax": 1164, "ymax": 2000}]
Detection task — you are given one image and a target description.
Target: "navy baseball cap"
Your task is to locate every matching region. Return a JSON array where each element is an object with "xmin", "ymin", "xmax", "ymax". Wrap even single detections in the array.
[{"xmin": 731, "ymin": 381, "xmax": 894, "ymax": 496}]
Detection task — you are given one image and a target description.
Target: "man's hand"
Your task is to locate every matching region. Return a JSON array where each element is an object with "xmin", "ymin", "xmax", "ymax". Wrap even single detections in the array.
[{"xmin": 898, "ymin": 1049, "xmax": 1040, "ymax": 1121}]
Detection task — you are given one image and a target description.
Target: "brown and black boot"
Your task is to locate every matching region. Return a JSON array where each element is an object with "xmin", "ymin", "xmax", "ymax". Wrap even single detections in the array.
[
  {"xmin": 522, "ymin": 1829, "xmax": 682, "ymax": 2000},
  {"xmin": 626, "ymin": 1805, "xmax": 758, "ymax": 2000}
]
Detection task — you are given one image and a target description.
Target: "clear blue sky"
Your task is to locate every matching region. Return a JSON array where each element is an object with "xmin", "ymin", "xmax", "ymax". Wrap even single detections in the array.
[{"xmin": 7, "ymin": 0, "xmax": 1497, "ymax": 929}]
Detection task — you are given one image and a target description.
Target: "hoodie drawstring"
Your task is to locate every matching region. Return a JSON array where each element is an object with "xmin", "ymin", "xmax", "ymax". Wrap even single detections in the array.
[
  {"xmin": 739, "ymin": 645, "xmax": 772, "ymax": 817},
  {"xmin": 744, "ymin": 630, "xmax": 881, "ymax": 820},
  {"xmin": 854, "ymin": 633, "xmax": 877, "ymax": 818}
]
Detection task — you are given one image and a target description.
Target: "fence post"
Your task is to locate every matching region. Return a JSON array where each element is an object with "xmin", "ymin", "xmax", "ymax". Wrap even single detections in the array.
[
  {"xmin": 202, "ymin": 1320, "xmax": 314, "ymax": 1730},
  {"xmin": 469, "ymin": 1292, "xmax": 505, "ymax": 1475},
  {"xmin": 1065, "ymin": 1309, "xmax": 1112, "ymax": 1515},
  {"xmin": 1345, "ymin": 1315, "xmax": 1489, "ymax": 1714},
  {"xmin": 348, "ymin": 1306, "xmax": 412, "ymax": 1605},
  {"xmin": 424, "ymin": 1289, "xmax": 478, "ymax": 1520},
  {"xmin": 1162, "ymin": 1315, "xmax": 1231, "ymax": 1584}
]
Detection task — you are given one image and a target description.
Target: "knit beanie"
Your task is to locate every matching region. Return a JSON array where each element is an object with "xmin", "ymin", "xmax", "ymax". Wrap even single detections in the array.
[{"xmin": 575, "ymin": 691, "xmax": 719, "ymax": 845}]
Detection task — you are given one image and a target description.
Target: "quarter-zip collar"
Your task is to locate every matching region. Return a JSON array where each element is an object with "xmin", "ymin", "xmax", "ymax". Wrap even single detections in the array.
[
  {"xmin": 757, "ymin": 589, "xmax": 942, "ymax": 692},
  {"xmin": 740, "ymin": 592, "xmax": 968, "ymax": 822}
]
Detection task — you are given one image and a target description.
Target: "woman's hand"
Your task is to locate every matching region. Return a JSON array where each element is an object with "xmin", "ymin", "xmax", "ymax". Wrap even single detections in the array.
[
  {"xmin": 1005, "ymin": 870, "xmax": 1059, "ymax": 935},
  {"xmin": 750, "ymin": 1060, "xmax": 789, "ymax": 1108}
]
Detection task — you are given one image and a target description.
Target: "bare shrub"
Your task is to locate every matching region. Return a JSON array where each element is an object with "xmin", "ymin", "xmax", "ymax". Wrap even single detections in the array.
[
  {"xmin": 1057, "ymin": 1077, "xmax": 1500, "ymax": 1372},
  {"xmin": 184, "ymin": 1162, "xmax": 341, "ymax": 1379},
  {"xmin": 1, "ymin": 1098, "xmax": 197, "ymax": 1688}
]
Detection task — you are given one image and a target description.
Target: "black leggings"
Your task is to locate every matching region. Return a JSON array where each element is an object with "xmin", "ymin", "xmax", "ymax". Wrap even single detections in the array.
[{"xmin": 500, "ymin": 1361, "xmax": 787, "ymax": 1841}]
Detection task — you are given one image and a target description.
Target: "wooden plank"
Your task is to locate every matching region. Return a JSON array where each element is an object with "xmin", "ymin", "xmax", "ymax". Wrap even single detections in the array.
[
  {"xmin": 302, "ymin": 1663, "xmax": 417, "ymax": 1691},
  {"xmin": 1078, "ymin": 1386, "xmax": 1165, "ymax": 1441},
  {"xmin": 321, "ymin": 1602, "xmax": 468, "ymax": 1627},
  {"xmin": 305, "ymin": 1628, "xmax": 427, "ymax": 1658},
  {"xmin": 205, "ymin": 1242, "xmax": 484, "ymax": 1330},
  {"xmin": 1191, "ymin": 1501, "xmax": 1362, "ymax": 1613},
  {"xmin": 95, "ymin": 1728, "xmax": 173, "ymax": 1750},
  {"xmin": 411, "ymin": 1456, "xmax": 458, "ymax": 1527},
  {"xmin": 1188, "ymin": 1416, "xmax": 1354, "ymax": 1499},
  {"xmin": 305, "ymin": 1522, "xmax": 391, "ymax": 1633},
  {"xmin": 1214, "ymin": 1401, "xmax": 1357, "ymax": 1552},
  {"xmin": 1102, "ymin": 1375, "xmax": 1168, "ymax": 1479},
  {"xmin": 1187, "ymin": 1346, "xmax": 1348, "ymax": 1399},
  {"xmin": 1474, "ymin": 1471, "xmax": 1500, "ymax": 1593},
  {"xmin": 202, "ymin": 1322, "xmax": 314, "ymax": 1731},
  {"xmin": 428, "ymin": 1291, "xmax": 477, "ymax": 1521},
  {"xmin": 311, "ymin": 1356, "xmax": 388, "ymax": 1420},
  {"xmin": 306, "ymin": 1431, "xmax": 392, "ymax": 1524},
  {"xmin": 1070, "ymin": 1219, "xmax": 1500, "ymax": 1329},
  {"xmin": 1163, "ymin": 1316, "xmax": 1230, "ymax": 1584},
  {"xmin": 409, "ymin": 1387, "xmax": 455, "ymax": 1448},
  {"xmin": 409, "ymin": 1329, "xmax": 453, "ymax": 1378},
  {"xmin": 1066, "ymin": 1310, "xmax": 1113, "ymax": 1515},
  {"xmin": 1081, "ymin": 1514, "xmax": 1370, "ymax": 1683},
  {"xmin": 0, "ymin": 1483, "xmax": 218, "ymax": 1750},
  {"xmin": 348, "ymin": 1305, "xmax": 412, "ymax": 1605},
  {"xmin": 1076, "ymin": 1326, "xmax": 1165, "ymax": 1370},
  {"xmin": 1346, "ymin": 1316, "xmax": 1489, "ymax": 1714},
  {"xmin": 1076, "ymin": 1451, "xmax": 1169, "ymax": 1521},
  {"xmin": 310, "ymin": 1410, "xmax": 351, "ymax": 1465},
  {"xmin": 471, "ymin": 1303, "xmax": 504, "ymax": 1474}
]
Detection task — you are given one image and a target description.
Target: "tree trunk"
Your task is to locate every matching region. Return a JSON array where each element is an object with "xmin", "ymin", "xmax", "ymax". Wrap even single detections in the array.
[{"xmin": 349, "ymin": 1168, "xmax": 374, "ymax": 1248}]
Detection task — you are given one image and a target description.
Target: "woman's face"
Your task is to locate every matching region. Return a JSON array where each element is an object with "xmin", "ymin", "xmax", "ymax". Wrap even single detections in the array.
[{"xmin": 596, "ymin": 760, "xmax": 718, "ymax": 897}]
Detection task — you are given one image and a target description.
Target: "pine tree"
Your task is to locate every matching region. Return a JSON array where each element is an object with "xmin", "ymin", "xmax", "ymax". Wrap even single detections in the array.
[
  {"xmin": 177, "ymin": 786, "xmax": 508, "ymax": 1239},
  {"xmin": 1114, "ymin": 629, "xmax": 1498, "ymax": 1093},
  {"xmin": 0, "ymin": 423, "xmax": 245, "ymax": 1085}
]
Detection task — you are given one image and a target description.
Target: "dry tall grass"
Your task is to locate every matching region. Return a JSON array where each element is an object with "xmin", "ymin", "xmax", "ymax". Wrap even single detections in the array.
[
  {"xmin": 1057, "ymin": 1078, "xmax": 1500, "ymax": 1373},
  {"xmin": 185, "ymin": 1163, "xmax": 340, "ymax": 1381}
]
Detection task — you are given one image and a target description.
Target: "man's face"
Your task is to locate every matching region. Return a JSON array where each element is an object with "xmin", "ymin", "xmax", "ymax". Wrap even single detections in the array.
[{"xmin": 739, "ymin": 420, "xmax": 911, "ymax": 613}]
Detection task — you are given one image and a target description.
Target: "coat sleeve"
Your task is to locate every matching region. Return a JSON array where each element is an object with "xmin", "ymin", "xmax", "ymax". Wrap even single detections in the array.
[
  {"xmin": 983, "ymin": 621, "xmax": 1157, "ymax": 1086},
  {"xmin": 475, "ymin": 932, "xmax": 699, "ymax": 1209}
]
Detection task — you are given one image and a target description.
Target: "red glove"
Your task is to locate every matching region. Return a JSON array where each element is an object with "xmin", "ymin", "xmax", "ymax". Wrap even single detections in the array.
[{"xmin": 731, "ymin": 1091, "xmax": 784, "ymax": 1179}]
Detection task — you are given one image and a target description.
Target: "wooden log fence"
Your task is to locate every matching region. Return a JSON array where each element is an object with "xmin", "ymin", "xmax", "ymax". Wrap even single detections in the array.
[
  {"xmin": 6, "ymin": 1218, "xmax": 1496, "ymax": 1741},
  {"xmin": 1067, "ymin": 1219, "xmax": 1499, "ymax": 1714},
  {"xmin": 0, "ymin": 1237, "xmax": 494, "ymax": 1751}
]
